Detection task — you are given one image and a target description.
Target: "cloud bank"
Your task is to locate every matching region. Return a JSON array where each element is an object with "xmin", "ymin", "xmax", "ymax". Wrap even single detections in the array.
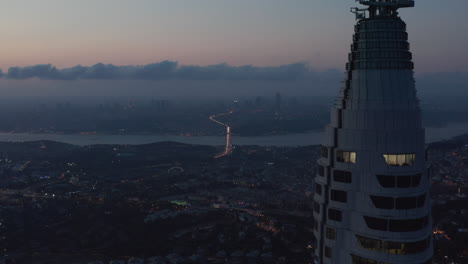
[{"xmin": 2, "ymin": 61, "xmax": 332, "ymax": 81}]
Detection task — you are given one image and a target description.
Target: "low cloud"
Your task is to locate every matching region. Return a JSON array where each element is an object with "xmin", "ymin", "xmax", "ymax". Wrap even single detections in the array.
[
  {"xmin": 3, "ymin": 62, "xmax": 468, "ymax": 99},
  {"xmin": 3, "ymin": 61, "xmax": 331, "ymax": 81}
]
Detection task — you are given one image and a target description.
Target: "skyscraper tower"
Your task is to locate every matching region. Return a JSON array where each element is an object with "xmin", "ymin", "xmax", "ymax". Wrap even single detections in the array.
[
  {"xmin": 313, "ymin": 1, "xmax": 432, "ymax": 263},
  {"xmin": 275, "ymin": 92, "xmax": 282, "ymax": 116}
]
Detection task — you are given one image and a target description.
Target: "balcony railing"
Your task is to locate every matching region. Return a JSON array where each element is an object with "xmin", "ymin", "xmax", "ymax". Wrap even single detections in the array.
[{"xmin": 358, "ymin": 0, "xmax": 415, "ymax": 8}]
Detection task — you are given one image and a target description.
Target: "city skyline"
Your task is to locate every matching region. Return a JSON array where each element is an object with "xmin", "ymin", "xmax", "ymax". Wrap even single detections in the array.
[{"xmin": 0, "ymin": 0, "xmax": 467, "ymax": 73}]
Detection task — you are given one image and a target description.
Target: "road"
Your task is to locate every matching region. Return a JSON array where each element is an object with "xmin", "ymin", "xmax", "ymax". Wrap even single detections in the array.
[{"xmin": 209, "ymin": 111, "xmax": 233, "ymax": 158}]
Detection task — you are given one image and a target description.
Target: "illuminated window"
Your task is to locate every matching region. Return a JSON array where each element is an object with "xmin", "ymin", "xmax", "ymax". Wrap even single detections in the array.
[
  {"xmin": 337, "ymin": 150, "xmax": 357, "ymax": 164},
  {"xmin": 328, "ymin": 208, "xmax": 343, "ymax": 222},
  {"xmin": 331, "ymin": 189, "xmax": 347, "ymax": 203},
  {"xmin": 383, "ymin": 153, "xmax": 415, "ymax": 166},
  {"xmin": 356, "ymin": 235, "xmax": 431, "ymax": 255},
  {"xmin": 350, "ymin": 152, "xmax": 357, "ymax": 164},
  {"xmin": 325, "ymin": 227, "xmax": 336, "ymax": 240},
  {"xmin": 324, "ymin": 246, "xmax": 332, "ymax": 258},
  {"xmin": 334, "ymin": 170, "xmax": 352, "ymax": 183}
]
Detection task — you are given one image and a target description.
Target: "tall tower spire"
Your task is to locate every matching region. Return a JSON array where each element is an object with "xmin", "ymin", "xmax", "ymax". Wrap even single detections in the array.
[{"xmin": 313, "ymin": 1, "xmax": 433, "ymax": 263}]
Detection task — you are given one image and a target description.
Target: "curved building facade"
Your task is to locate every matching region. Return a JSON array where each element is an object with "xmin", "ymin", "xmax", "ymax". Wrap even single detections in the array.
[{"xmin": 312, "ymin": 1, "xmax": 433, "ymax": 263}]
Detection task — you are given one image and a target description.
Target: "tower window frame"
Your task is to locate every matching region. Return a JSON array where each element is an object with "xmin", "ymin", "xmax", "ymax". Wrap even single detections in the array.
[
  {"xmin": 377, "ymin": 174, "xmax": 422, "ymax": 188},
  {"xmin": 328, "ymin": 208, "xmax": 343, "ymax": 222},
  {"xmin": 351, "ymin": 254, "xmax": 390, "ymax": 264},
  {"xmin": 330, "ymin": 189, "xmax": 348, "ymax": 203},
  {"xmin": 333, "ymin": 170, "xmax": 352, "ymax": 183},
  {"xmin": 370, "ymin": 194, "xmax": 426, "ymax": 210},
  {"xmin": 313, "ymin": 217, "xmax": 319, "ymax": 231},
  {"xmin": 363, "ymin": 215, "xmax": 430, "ymax": 232},
  {"xmin": 313, "ymin": 201, "xmax": 321, "ymax": 214},
  {"xmin": 318, "ymin": 166, "xmax": 325, "ymax": 177},
  {"xmin": 321, "ymin": 145, "xmax": 329, "ymax": 158},
  {"xmin": 324, "ymin": 246, "xmax": 333, "ymax": 258},
  {"xmin": 315, "ymin": 183, "xmax": 323, "ymax": 196},
  {"xmin": 356, "ymin": 235, "xmax": 431, "ymax": 255},
  {"xmin": 336, "ymin": 150, "xmax": 357, "ymax": 164},
  {"xmin": 370, "ymin": 195, "xmax": 394, "ymax": 209},
  {"xmin": 325, "ymin": 227, "xmax": 336, "ymax": 240}
]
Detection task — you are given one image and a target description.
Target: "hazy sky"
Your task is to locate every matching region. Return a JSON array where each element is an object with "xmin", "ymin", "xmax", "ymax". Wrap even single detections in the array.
[{"xmin": 0, "ymin": 0, "xmax": 466, "ymax": 73}]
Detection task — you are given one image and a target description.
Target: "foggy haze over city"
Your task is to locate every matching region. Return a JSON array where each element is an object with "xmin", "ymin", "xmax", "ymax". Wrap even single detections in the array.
[{"xmin": 0, "ymin": 65, "xmax": 466, "ymax": 99}]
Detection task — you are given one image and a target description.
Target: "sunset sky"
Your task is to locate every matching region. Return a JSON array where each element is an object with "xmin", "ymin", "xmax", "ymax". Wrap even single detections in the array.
[{"xmin": 0, "ymin": 0, "xmax": 466, "ymax": 73}]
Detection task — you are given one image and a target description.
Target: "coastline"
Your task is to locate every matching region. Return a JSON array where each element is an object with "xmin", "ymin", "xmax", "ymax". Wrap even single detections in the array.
[{"xmin": 0, "ymin": 122, "xmax": 466, "ymax": 146}]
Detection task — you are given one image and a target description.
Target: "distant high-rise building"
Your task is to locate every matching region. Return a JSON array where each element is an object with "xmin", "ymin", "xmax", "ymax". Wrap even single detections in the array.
[
  {"xmin": 255, "ymin": 96, "xmax": 262, "ymax": 107},
  {"xmin": 313, "ymin": 1, "xmax": 432, "ymax": 263},
  {"xmin": 275, "ymin": 92, "xmax": 282, "ymax": 116}
]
